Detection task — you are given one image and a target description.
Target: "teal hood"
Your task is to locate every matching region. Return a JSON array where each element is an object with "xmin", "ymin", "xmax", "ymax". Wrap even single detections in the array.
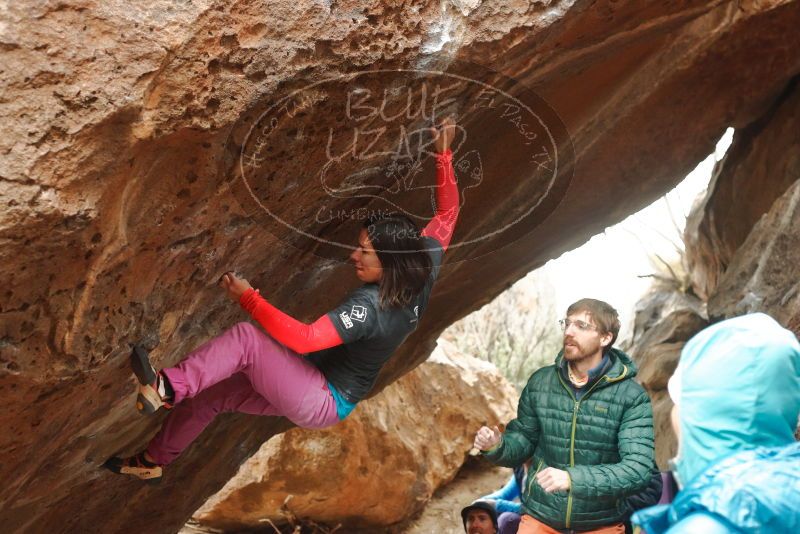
[
  {"xmin": 671, "ymin": 313, "xmax": 800, "ymax": 486},
  {"xmin": 633, "ymin": 442, "xmax": 800, "ymax": 534}
]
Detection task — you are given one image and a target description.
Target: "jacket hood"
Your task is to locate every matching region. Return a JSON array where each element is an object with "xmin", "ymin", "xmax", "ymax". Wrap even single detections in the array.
[
  {"xmin": 555, "ymin": 347, "xmax": 638, "ymax": 396},
  {"xmin": 555, "ymin": 347, "xmax": 638, "ymax": 381},
  {"xmin": 672, "ymin": 313, "xmax": 800, "ymax": 486}
]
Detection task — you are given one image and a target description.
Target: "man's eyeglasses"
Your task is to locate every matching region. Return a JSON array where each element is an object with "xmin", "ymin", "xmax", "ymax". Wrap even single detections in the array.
[{"xmin": 558, "ymin": 319, "xmax": 598, "ymax": 332}]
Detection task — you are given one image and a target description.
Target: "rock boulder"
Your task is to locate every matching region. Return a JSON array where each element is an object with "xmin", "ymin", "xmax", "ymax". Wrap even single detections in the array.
[
  {"xmin": 627, "ymin": 290, "xmax": 707, "ymax": 469},
  {"xmin": 189, "ymin": 339, "xmax": 517, "ymax": 531}
]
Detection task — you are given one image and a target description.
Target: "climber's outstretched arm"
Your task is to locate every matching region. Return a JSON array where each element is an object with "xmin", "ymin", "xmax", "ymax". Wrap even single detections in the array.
[
  {"xmin": 221, "ymin": 272, "xmax": 344, "ymax": 353},
  {"xmin": 421, "ymin": 117, "xmax": 460, "ymax": 251}
]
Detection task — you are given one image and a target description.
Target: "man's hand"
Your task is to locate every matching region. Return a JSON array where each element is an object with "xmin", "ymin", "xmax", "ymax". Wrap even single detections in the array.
[
  {"xmin": 536, "ymin": 467, "xmax": 571, "ymax": 493},
  {"xmin": 430, "ymin": 116, "xmax": 456, "ymax": 153},
  {"xmin": 219, "ymin": 271, "xmax": 253, "ymax": 302},
  {"xmin": 473, "ymin": 425, "xmax": 502, "ymax": 451}
]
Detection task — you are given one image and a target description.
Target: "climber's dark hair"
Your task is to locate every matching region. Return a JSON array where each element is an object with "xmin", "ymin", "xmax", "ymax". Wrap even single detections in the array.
[{"xmin": 362, "ymin": 214, "xmax": 433, "ymax": 308}]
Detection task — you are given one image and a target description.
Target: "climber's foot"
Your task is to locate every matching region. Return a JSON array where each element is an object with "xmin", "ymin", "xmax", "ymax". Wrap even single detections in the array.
[
  {"xmin": 130, "ymin": 345, "xmax": 172, "ymax": 414},
  {"xmin": 104, "ymin": 452, "xmax": 162, "ymax": 484}
]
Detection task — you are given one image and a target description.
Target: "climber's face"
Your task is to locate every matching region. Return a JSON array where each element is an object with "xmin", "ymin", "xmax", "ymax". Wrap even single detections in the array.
[{"xmin": 350, "ymin": 229, "xmax": 383, "ymax": 283}]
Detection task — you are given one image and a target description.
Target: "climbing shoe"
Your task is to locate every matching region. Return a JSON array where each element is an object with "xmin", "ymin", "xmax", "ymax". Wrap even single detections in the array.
[
  {"xmin": 104, "ymin": 452, "xmax": 163, "ymax": 484},
  {"xmin": 130, "ymin": 345, "xmax": 173, "ymax": 414}
]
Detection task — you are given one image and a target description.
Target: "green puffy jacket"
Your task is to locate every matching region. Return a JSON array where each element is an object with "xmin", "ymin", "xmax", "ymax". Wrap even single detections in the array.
[{"xmin": 484, "ymin": 348, "xmax": 654, "ymax": 530}]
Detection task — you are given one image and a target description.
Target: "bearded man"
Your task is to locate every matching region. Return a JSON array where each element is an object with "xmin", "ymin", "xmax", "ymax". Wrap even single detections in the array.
[{"xmin": 473, "ymin": 299, "xmax": 655, "ymax": 534}]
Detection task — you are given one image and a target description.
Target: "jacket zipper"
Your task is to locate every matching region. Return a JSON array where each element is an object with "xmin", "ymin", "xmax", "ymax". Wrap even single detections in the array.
[{"xmin": 556, "ymin": 365, "xmax": 628, "ymax": 529}]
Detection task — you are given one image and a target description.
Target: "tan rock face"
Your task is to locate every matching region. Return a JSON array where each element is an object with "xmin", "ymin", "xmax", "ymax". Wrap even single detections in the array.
[
  {"xmin": 708, "ymin": 178, "xmax": 800, "ymax": 330},
  {"xmin": 699, "ymin": 79, "xmax": 800, "ymax": 437},
  {"xmin": 627, "ymin": 290, "xmax": 707, "ymax": 469},
  {"xmin": 3, "ymin": 1, "xmax": 800, "ymax": 532},
  {"xmin": 685, "ymin": 80, "xmax": 800, "ymax": 301},
  {"xmin": 635, "ymin": 79, "xmax": 800, "ymax": 469},
  {"xmin": 189, "ymin": 340, "xmax": 517, "ymax": 531},
  {"xmin": 685, "ymin": 80, "xmax": 800, "ymax": 331}
]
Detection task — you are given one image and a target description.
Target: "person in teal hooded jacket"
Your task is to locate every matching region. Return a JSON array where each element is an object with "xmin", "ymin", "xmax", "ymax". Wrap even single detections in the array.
[{"xmin": 632, "ymin": 312, "xmax": 800, "ymax": 534}]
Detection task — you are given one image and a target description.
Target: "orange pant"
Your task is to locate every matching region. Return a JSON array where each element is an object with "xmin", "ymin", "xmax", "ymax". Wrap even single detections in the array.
[{"xmin": 517, "ymin": 514, "xmax": 625, "ymax": 534}]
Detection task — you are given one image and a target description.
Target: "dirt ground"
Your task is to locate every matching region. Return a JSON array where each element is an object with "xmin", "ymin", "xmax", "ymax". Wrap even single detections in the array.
[{"xmin": 401, "ymin": 457, "xmax": 511, "ymax": 534}]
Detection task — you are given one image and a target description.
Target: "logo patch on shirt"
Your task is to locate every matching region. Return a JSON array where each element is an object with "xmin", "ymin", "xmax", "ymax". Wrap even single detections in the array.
[
  {"xmin": 339, "ymin": 311, "xmax": 354, "ymax": 329},
  {"xmin": 350, "ymin": 305, "xmax": 367, "ymax": 322},
  {"xmin": 414, "ymin": 305, "xmax": 419, "ymax": 316}
]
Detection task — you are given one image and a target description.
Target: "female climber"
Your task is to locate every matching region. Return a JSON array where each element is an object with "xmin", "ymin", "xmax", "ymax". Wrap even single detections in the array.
[{"xmin": 105, "ymin": 117, "xmax": 460, "ymax": 482}]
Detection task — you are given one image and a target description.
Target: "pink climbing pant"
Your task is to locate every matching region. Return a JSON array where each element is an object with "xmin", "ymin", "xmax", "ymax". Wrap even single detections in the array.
[{"xmin": 146, "ymin": 322, "xmax": 339, "ymax": 465}]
